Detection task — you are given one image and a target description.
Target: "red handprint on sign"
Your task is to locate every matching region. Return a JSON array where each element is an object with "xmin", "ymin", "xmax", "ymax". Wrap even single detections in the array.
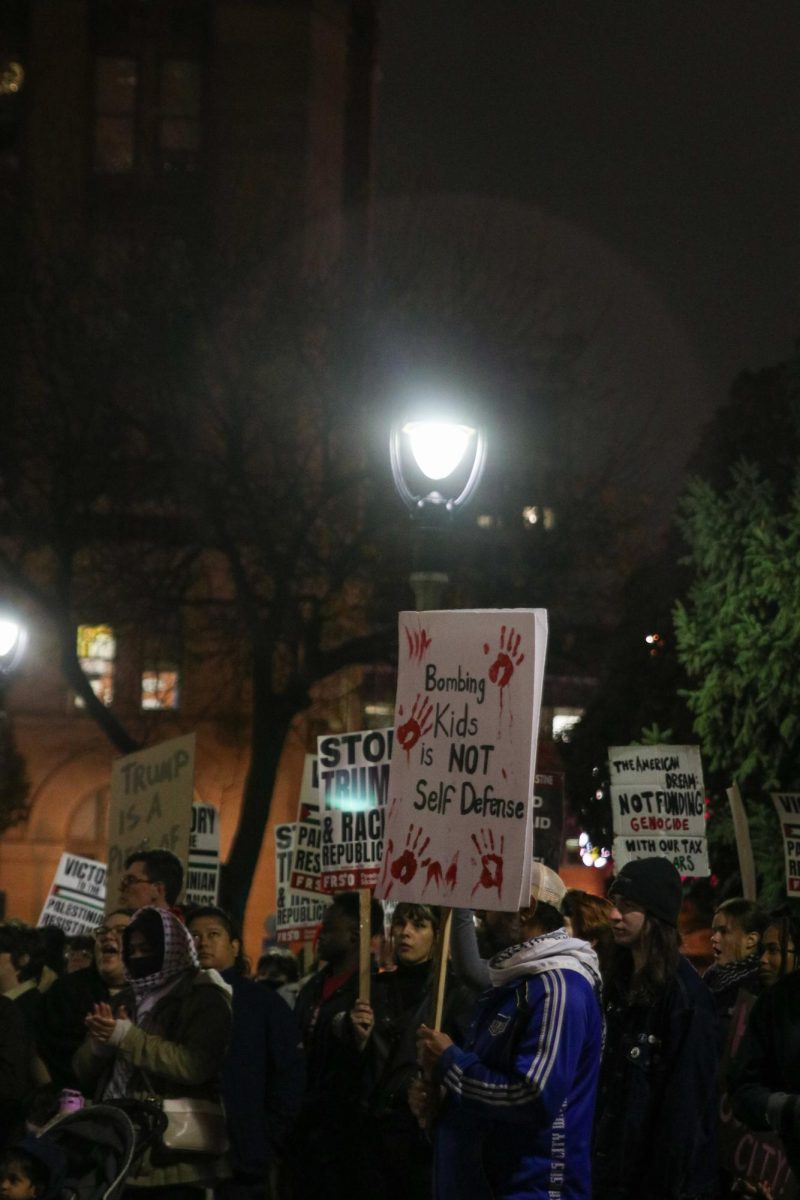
[
  {"xmin": 483, "ymin": 625, "xmax": 525, "ymax": 690},
  {"xmin": 385, "ymin": 824, "xmax": 429, "ymax": 898},
  {"xmin": 421, "ymin": 850, "xmax": 459, "ymax": 893},
  {"xmin": 471, "ymin": 829, "xmax": 505, "ymax": 899},
  {"xmin": 405, "ymin": 626, "xmax": 433, "ymax": 662},
  {"xmin": 396, "ymin": 693, "xmax": 433, "ymax": 755}
]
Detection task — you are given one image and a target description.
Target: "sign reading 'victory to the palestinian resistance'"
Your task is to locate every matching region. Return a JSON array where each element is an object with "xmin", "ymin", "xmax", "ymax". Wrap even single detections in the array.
[
  {"xmin": 376, "ymin": 609, "xmax": 548, "ymax": 911},
  {"xmin": 38, "ymin": 853, "xmax": 107, "ymax": 935},
  {"xmin": 319, "ymin": 727, "xmax": 394, "ymax": 892},
  {"xmin": 770, "ymin": 793, "xmax": 800, "ymax": 896},
  {"xmin": 609, "ymin": 744, "xmax": 710, "ymax": 876}
]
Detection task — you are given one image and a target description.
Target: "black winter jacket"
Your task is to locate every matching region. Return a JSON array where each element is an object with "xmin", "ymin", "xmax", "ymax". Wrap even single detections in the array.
[
  {"xmin": 593, "ymin": 955, "xmax": 719, "ymax": 1200},
  {"xmin": 728, "ymin": 971, "xmax": 800, "ymax": 1180}
]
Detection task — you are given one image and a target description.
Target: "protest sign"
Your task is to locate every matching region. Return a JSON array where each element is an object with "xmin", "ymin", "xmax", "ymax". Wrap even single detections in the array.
[
  {"xmin": 770, "ymin": 793, "xmax": 800, "ymax": 896},
  {"xmin": 532, "ymin": 771, "xmax": 565, "ymax": 873},
  {"xmin": 107, "ymin": 733, "xmax": 195, "ymax": 907},
  {"xmin": 184, "ymin": 802, "xmax": 220, "ymax": 906},
  {"xmin": 297, "ymin": 754, "xmax": 320, "ymax": 821},
  {"xmin": 718, "ymin": 992, "xmax": 798, "ymax": 1198},
  {"xmin": 376, "ymin": 609, "xmax": 548, "ymax": 911},
  {"xmin": 318, "ymin": 727, "xmax": 393, "ymax": 891},
  {"xmin": 287, "ymin": 754, "xmax": 324, "ymax": 897},
  {"xmin": 609, "ymin": 744, "xmax": 709, "ymax": 876},
  {"xmin": 38, "ymin": 853, "xmax": 107, "ymax": 935},
  {"xmin": 275, "ymin": 822, "xmax": 329, "ymax": 944}
]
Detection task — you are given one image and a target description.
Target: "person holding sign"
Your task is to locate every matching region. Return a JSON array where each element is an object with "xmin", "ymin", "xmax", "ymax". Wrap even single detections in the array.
[
  {"xmin": 347, "ymin": 903, "xmax": 475, "ymax": 1200},
  {"xmin": 288, "ymin": 893, "xmax": 384, "ymax": 1200},
  {"xmin": 593, "ymin": 857, "xmax": 719, "ymax": 1200},
  {"xmin": 414, "ymin": 866, "xmax": 603, "ymax": 1200}
]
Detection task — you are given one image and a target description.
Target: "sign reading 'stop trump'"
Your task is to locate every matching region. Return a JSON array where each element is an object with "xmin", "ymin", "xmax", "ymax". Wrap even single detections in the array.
[{"xmin": 376, "ymin": 609, "xmax": 548, "ymax": 911}]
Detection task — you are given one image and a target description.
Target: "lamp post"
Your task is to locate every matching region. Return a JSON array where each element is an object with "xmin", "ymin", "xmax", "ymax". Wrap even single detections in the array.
[{"xmin": 390, "ymin": 413, "xmax": 486, "ymax": 610}]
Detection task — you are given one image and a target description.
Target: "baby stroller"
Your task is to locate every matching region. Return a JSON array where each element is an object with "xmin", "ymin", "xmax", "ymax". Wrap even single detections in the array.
[{"xmin": 37, "ymin": 1099, "xmax": 166, "ymax": 1200}]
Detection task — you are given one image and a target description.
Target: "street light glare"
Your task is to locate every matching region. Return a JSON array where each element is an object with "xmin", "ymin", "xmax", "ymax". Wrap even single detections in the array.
[
  {"xmin": 0, "ymin": 619, "xmax": 23, "ymax": 660},
  {"xmin": 403, "ymin": 421, "xmax": 474, "ymax": 481}
]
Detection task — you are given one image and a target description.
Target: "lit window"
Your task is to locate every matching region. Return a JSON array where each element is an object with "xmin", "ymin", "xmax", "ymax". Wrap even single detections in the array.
[
  {"xmin": 158, "ymin": 60, "xmax": 202, "ymax": 172},
  {"xmin": 141, "ymin": 666, "xmax": 180, "ymax": 711},
  {"xmin": 93, "ymin": 57, "xmax": 137, "ymax": 173},
  {"xmin": 552, "ymin": 708, "xmax": 583, "ymax": 742},
  {"xmin": 76, "ymin": 625, "xmax": 116, "ymax": 707}
]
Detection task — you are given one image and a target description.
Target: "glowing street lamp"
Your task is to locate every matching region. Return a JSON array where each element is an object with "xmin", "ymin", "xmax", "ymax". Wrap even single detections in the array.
[
  {"xmin": 390, "ymin": 417, "xmax": 486, "ymax": 513},
  {"xmin": 0, "ymin": 616, "xmax": 26, "ymax": 677},
  {"xmin": 390, "ymin": 409, "xmax": 487, "ymax": 609}
]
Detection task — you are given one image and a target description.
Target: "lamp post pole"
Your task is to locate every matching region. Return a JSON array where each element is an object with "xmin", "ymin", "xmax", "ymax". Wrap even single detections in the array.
[{"xmin": 0, "ymin": 615, "xmax": 28, "ymax": 805}]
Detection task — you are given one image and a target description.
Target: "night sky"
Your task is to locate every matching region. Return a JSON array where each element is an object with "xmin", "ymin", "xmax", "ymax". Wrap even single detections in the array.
[{"xmin": 377, "ymin": 1, "xmax": 800, "ymax": 484}]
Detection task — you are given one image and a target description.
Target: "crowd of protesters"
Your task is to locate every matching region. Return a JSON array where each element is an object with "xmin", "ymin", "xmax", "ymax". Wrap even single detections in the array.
[{"xmin": 0, "ymin": 847, "xmax": 799, "ymax": 1200}]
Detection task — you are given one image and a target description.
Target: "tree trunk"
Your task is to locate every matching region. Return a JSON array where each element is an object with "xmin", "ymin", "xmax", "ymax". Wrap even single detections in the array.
[{"xmin": 219, "ymin": 645, "xmax": 303, "ymax": 925}]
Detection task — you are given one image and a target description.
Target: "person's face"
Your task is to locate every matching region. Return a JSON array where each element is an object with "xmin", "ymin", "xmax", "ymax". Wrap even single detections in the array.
[
  {"xmin": 392, "ymin": 915, "xmax": 436, "ymax": 966},
  {"xmin": 127, "ymin": 930, "xmax": 155, "ymax": 960},
  {"xmin": 483, "ymin": 910, "xmax": 524, "ymax": 954},
  {"xmin": 118, "ymin": 860, "xmax": 164, "ymax": 910},
  {"xmin": 710, "ymin": 912, "xmax": 757, "ymax": 966},
  {"xmin": 609, "ymin": 897, "xmax": 647, "ymax": 948},
  {"xmin": 0, "ymin": 1162, "xmax": 39, "ymax": 1200},
  {"xmin": 94, "ymin": 914, "xmax": 131, "ymax": 984},
  {"xmin": 316, "ymin": 908, "xmax": 356, "ymax": 966},
  {"xmin": 189, "ymin": 917, "xmax": 239, "ymax": 973},
  {"xmin": 759, "ymin": 923, "xmax": 796, "ymax": 987},
  {"xmin": 65, "ymin": 947, "xmax": 93, "ymax": 974}
]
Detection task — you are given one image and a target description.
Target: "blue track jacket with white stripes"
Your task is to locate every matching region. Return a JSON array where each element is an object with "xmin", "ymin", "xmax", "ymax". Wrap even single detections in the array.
[{"xmin": 433, "ymin": 932, "xmax": 603, "ymax": 1199}]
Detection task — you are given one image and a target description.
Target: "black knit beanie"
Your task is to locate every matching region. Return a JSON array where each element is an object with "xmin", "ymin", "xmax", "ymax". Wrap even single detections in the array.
[{"xmin": 608, "ymin": 857, "xmax": 683, "ymax": 927}]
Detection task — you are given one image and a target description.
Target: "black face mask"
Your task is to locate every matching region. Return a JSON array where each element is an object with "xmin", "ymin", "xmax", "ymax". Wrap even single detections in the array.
[{"xmin": 128, "ymin": 954, "xmax": 161, "ymax": 979}]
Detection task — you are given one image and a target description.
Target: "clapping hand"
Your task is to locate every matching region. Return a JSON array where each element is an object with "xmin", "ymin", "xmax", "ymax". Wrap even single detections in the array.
[{"xmin": 85, "ymin": 1001, "xmax": 129, "ymax": 1042}]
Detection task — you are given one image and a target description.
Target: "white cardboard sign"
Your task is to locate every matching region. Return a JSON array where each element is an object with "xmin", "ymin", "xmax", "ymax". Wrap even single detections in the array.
[
  {"xmin": 107, "ymin": 734, "xmax": 195, "ymax": 908},
  {"xmin": 376, "ymin": 609, "xmax": 548, "ymax": 911},
  {"xmin": 318, "ymin": 727, "xmax": 393, "ymax": 891},
  {"xmin": 38, "ymin": 853, "xmax": 107, "ymax": 935},
  {"xmin": 275, "ymin": 822, "xmax": 330, "ymax": 943},
  {"xmin": 609, "ymin": 744, "xmax": 706, "ymax": 838},
  {"xmin": 609, "ymin": 743, "xmax": 709, "ymax": 876},
  {"xmin": 185, "ymin": 803, "xmax": 220, "ymax": 906},
  {"xmin": 770, "ymin": 793, "xmax": 800, "ymax": 897}
]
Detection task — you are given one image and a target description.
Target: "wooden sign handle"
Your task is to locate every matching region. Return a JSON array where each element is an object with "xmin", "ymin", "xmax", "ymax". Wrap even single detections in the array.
[
  {"xmin": 358, "ymin": 887, "xmax": 372, "ymax": 1002},
  {"xmin": 727, "ymin": 782, "xmax": 757, "ymax": 900},
  {"xmin": 431, "ymin": 907, "xmax": 453, "ymax": 1030}
]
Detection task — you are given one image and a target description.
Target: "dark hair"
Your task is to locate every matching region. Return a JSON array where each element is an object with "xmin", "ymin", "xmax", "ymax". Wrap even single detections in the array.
[
  {"xmin": 0, "ymin": 1148, "xmax": 48, "ymax": 1193},
  {"xmin": 529, "ymin": 900, "xmax": 564, "ymax": 934},
  {"xmin": 67, "ymin": 935, "xmax": 95, "ymax": 956},
  {"xmin": 391, "ymin": 903, "xmax": 441, "ymax": 933},
  {"xmin": 122, "ymin": 907, "xmax": 165, "ymax": 967},
  {"xmin": 186, "ymin": 905, "xmax": 250, "ymax": 975},
  {"xmin": 331, "ymin": 892, "xmax": 384, "ymax": 937},
  {"xmin": 0, "ymin": 924, "xmax": 46, "ymax": 984},
  {"xmin": 257, "ymin": 949, "xmax": 300, "ymax": 984},
  {"xmin": 606, "ymin": 914, "xmax": 681, "ymax": 1005},
  {"xmin": 764, "ymin": 906, "xmax": 800, "ymax": 980},
  {"xmin": 124, "ymin": 850, "xmax": 184, "ymax": 905},
  {"xmin": 715, "ymin": 898, "xmax": 770, "ymax": 936},
  {"xmin": 562, "ymin": 890, "xmax": 615, "ymax": 980}
]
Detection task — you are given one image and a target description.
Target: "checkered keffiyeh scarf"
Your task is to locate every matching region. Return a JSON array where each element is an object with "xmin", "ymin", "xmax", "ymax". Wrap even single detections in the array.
[{"xmin": 102, "ymin": 907, "xmax": 199, "ymax": 1100}]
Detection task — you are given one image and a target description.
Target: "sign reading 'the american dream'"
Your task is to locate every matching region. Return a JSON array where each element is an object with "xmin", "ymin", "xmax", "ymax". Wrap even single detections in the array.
[{"xmin": 376, "ymin": 609, "xmax": 548, "ymax": 911}]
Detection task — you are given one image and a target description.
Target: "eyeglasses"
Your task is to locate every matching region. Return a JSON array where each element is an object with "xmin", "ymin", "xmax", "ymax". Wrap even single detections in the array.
[
  {"xmin": 119, "ymin": 875, "xmax": 151, "ymax": 889},
  {"xmin": 94, "ymin": 923, "xmax": 129, "ymax": 938}
]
